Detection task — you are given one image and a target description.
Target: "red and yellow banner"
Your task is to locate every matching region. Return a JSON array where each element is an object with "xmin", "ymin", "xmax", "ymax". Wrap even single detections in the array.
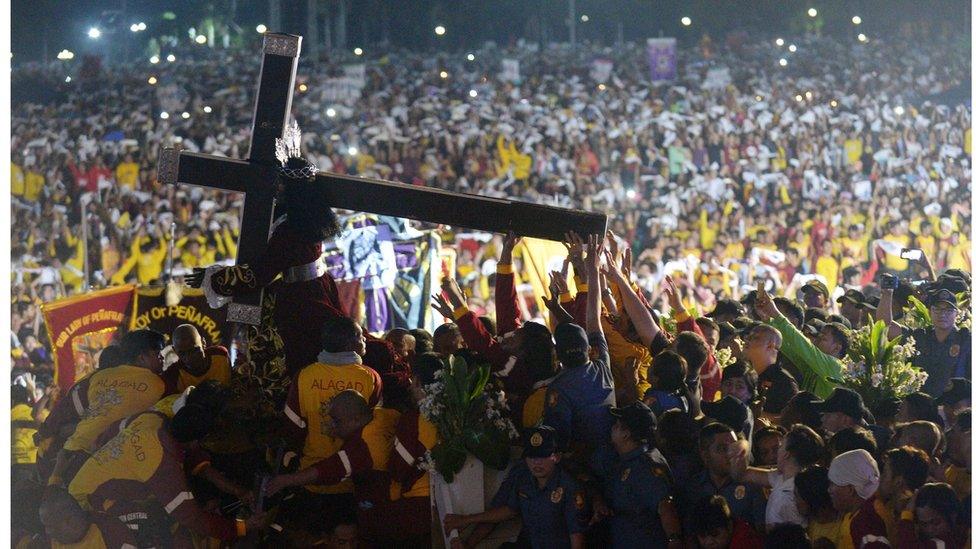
[{"xmin": 41, "ymin": 285, "xmax": 135, "ymax": 392}]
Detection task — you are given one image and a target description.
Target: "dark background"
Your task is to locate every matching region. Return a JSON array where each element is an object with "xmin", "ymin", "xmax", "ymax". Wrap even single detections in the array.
[{"xmin": 11, "ymin": 0, "xmax": 972, "ymax": 64}]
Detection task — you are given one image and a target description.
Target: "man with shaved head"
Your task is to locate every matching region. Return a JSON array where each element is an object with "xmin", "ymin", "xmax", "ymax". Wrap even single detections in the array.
[
  {"xmin": 268, "ymin": 389, "xmax": 412, "ymax": 546},
  {"xmin": 164, "ymin": 324, "xmax": 232, "ymax": 392}
]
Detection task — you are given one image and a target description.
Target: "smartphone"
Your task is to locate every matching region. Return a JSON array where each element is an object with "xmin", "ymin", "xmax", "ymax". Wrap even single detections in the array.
[{"xmin": 900, "ymin": 249, "xmax": 923, "ymax": 261}]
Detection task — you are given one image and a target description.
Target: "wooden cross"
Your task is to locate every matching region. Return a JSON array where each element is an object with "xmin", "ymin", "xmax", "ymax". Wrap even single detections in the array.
[{"xmin": 157, "ymin": 33, "xmax": 607, "ymax": 326}]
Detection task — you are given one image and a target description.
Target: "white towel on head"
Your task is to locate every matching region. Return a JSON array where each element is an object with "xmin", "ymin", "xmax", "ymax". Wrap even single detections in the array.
[{"xmin": 828, "ymin": 449, "xmax": 879, "ymax": 500}]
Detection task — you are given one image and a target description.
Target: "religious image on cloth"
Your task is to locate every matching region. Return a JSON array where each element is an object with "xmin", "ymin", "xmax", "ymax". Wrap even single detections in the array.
[
  {"xmin": 41, "ymin": 284, "xmax": 135, "ymax": 392},
  {"xmin": 325, "ymin": 215, "xmax": 440, "ymax": 332}
]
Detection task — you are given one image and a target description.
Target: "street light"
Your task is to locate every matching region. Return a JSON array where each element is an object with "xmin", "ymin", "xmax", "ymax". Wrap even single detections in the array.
[
  {"xmin": 469, "ymin": 89, "xmax": 478, "ymax": 98},
  {"xmin": 87, "ymin": 27, "xmax": 101, "ymax": 39},
  {"xmin": 779, "ymin": 58, "xmax": 788, "ymax": 67},
  {"xmin": 858, "ymin": 33, "xmax": 868, "ymax": 42},
  {"xmin": 775, "ymin": 38, "xmax": 784, "ymax": 46},
  {"xmin": 681, "ymin": 16, "xmax": 692, "ymax": 26},
  {"xmin": 147, "ymin": 76, "xmax": 157, "ymax": 85},
  {"xmin": 256, "ymin": 24, "xmax": 267, "ymax": 34},
  {"xmin": 130, "ymin": 22, "xmax": 146, "ymax": 32},
  {"xmin": 65, "ymin": 76, "xmax": 71, "ymax": 83},
  {"xmin": 807, "ymin": 8, "xmax": 818, "ymax": 17},
  {"xmin": 150, "ymin": 55, "xmax": 160, "ymax": 64},
  {"xmin": 439, "ymin": 70, "xmax": 448, "ymax": 79},
  {"xmin": 852, "ymin": 15, "xmax": 862, "ymax": 25},
  {"xmin": 195, "ymin": 35, "xmax": 207, "ymax": 44},
  {"xmin": 181, "ymin": 112, "xmax": 191, "ymax": 119},
  {"xmin": 326, "ymin": 107, "xmax": 336, "ymax": 117},
  {"xmin": 466, "ymin": 53, "xmax": 475, "ymax": 61},
  {"xmin": 353, "ymin": 47, "xmax": 363, "ymax": 56},
  {"xmin": 795, "ymin": 94, "xmax": 803, "ymax": 102},
  {"xmin": 788, "ymin": 44, "xmax": 797, "ymax": 52},
  {"xmin": 298, "ymin": 83, "xmax": 308, "ymax": 92},
  {"xmin": 580, "ymin": 15, "xmax": 589, "ymax": 22},
  {"xmin": 348, "ymin": 146, "xmax": 359, "ymax": 156},
  {"xmin": 434, "ymin": 25, "xmax": 446, "ymax": 36},
  {"xmin": 166, "ymin": 53, "xmax": 176, "ymax": 62},
  {"xmin": 160, "ymin": 111, "xmax": 170, "ymax": 119},
  {"xmin": 203, "ymin": 106, "xmax": 213, "ymax": 113},
  {"xmin": 56, "ymin": 49, "xmax": 75, "ymax": 60},
  {"xmin": 894, "ymin": 106, "xmax": 905, "ymax": 115}
]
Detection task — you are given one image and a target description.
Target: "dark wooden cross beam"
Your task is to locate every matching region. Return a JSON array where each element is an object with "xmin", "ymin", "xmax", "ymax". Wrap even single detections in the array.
[{"xmin": 157, "ymin": 33, "xmax": 607, "ymax": 326}]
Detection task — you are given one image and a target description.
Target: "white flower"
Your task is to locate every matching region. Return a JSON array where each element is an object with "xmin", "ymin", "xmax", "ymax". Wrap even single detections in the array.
[{"xmin": 871, "ymin": 372, "xmax": 884, "ymax": 387}]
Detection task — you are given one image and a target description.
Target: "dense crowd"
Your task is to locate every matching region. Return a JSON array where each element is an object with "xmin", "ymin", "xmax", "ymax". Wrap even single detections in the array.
[{"xmin": 9, "ymin": 24, "xmax": 973, "ymax": 549}]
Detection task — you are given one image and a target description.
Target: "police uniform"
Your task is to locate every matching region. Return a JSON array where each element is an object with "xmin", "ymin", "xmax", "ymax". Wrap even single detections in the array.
[
  {"xmin": 683, "ymin": 470, "xmax": 767, "ymax": 530},
  {"xmin": 599, "ymin": 445, "xmax": 675, "ymax": 547},
  {"xmin": 543, "ymin": 332, "xmax": 615, "ymax": 460},
  {"xmin": 492, "ymin": 426, "xmax": 589, "ymax": 548}
]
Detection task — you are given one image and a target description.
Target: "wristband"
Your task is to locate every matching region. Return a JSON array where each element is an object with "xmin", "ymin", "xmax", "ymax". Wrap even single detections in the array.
[
  {"xmin": 674, "ymin": 310, "xmax": 692, "ymax": 323},
  {"xmin": 497, "ymin": 263, "xmax": 514, "ymax": 275},
  {"xmin": 236, "ymin": 518, "xmax": 247, "ymax": 537},
  {"xmin": 559, "ymin": 292, "xmax": 573, "ymax": 304},
  {"xmin": 576, "ymin": 282, "xmax": 588, "ymax": 293},
  {"xmin": 900, "ymin": 510, "xmax": 913, "ymax": 521},
  {"xmin": 452, "ymin": 306, "xmax": 470, "ymax": 321}
]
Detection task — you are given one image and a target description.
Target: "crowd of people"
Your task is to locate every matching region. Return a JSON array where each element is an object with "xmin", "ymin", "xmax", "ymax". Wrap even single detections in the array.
[{"xmin": 8, "ymin": 20, "xmax": 973, "ymax": 549}]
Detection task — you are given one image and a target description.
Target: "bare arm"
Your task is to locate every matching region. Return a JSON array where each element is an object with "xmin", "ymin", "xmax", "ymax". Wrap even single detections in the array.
[
  {"xmin": 585, "ymin": 234, "xmax": 604, "ymax": 336},
  {"xmin": 878, "ymin": 286, "xmax": 903, "ymax": 339},
  {"xmin": 604, "ymin": 250, "xmax": 660, "ymax": 347}
]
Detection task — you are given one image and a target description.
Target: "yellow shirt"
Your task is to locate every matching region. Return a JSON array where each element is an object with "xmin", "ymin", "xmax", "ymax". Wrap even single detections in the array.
[
  {"xmin": 882, "ymin": 234, "xmax": 911, "ymax": 271},
  {"xmin": 965, "ymin": 128, "xmax": 971, "ymax": 156},
  {"xmin": 397, "ymin": 412, "xmax": 438, "ymax": 499},
  {"xmin": 62, "ymin": 365, "xmax": 166, "ymax": 453},
  {"xmin": 11, "ymin": 404, "xmax": 38, "ymax": 465},
  {"xmin": 947, "ymin": 239, "xmax": 971, "ymax": 271},
  {"xmin": 844, "ymin": 139, "xmax": 863, "ymax": 165},
  {"xmin": 916, "ymin": 234, "xmax": 937, "ymax": 264},
  {"xmin": 11, "ymin": 163, "xmax": 25, "ymax": 197},
  {"xmin": 290, "ymin": 360, "xmax": 381, "ymax": 494},
  {"xmin": 24, "ymin": 170, "xmax": 44, "ymax": 202},
  {"xmin": 174, "ymin": 350, "xmax": 232, "ymax": 392},
  {"xmin": 522, "ymin": 385, "xmax": 548, "ymax": 429},
  {"xmin": 115, "ymin": 162, "xmax": 140, "ymax": 189},
  {"xmin": 698, "ymin": 210, "xmax": 718, "ymax": 250},
  {"xmin": 815, "ymin": 255, "xmax": 840, "ymax": 291},
  {"xmin": 946, "ymin": 464, "xmax": 971, "ymax": 499},
  {"xmin": 808, "ymin": 518, "xmax": 844, "ymax": 549}
]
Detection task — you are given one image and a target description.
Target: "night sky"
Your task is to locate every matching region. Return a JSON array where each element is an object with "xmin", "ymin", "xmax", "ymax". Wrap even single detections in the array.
[{"xmin": 11, "ymin": 0, "xmax": 972, "ymax": 64}]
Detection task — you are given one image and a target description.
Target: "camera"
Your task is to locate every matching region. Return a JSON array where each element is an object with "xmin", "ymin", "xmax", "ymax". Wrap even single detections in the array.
[{"xmin": 879, "ymin": 273, "xmax": 899, "ymax": 290}]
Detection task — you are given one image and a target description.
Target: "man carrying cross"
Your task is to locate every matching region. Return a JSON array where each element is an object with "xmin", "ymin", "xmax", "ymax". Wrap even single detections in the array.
[{"xmin": 186, "ymin": 137, "xmax": 347, "ymax": 376}]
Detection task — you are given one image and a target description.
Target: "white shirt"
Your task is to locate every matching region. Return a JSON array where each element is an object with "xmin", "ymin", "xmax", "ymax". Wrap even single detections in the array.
[{"xmin": 766, "ymin": 472, "xmax": 806, "ymax": 527}]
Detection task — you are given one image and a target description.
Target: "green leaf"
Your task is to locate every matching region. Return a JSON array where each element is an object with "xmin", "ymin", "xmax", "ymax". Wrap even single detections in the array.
[
  {"xmin": 431, "ymin": 440, "xmax": 468, "ymax": 483},
  {"xmin": 908, "ymin": 296, "xmax": 931, "ymax": 324},
  {"xmin": 465, "ymin": 428, "xmax": 511, "ymax": 471}
]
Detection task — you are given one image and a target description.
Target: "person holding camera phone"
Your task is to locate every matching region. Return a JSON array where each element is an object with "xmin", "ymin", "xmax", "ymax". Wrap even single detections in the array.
[{"xmin": 879, "ymin": 274, "xmax": 970, "ymax": 398}]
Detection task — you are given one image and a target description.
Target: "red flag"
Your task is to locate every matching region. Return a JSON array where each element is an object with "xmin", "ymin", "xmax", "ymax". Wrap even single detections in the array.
[{"xmin": 41, "ymin": 285, "xmax": 135, "ymax": 392}]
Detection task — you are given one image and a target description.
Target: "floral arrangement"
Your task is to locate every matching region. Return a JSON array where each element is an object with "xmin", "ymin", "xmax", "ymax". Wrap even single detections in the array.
[
  {"xmin": 714, "ymin": 346, "xmax": 735, "ymax": 371},
  {"xmin": 419, "ymin": 354, "xmax": 519, "ymax": 482},
  {"xmin": 841, "ymin": 318, "xmax": 926, "ymax": 413}
]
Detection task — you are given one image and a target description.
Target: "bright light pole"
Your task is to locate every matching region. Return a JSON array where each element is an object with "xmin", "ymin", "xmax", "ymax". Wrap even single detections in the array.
[
  {"xmin": 434, "ymin": 25, "xmax": 446, "ymax": 36},
  {"xmin": 851, "ymin": 15, "xmax": 862, "ymax": 25},
  {"xmin": 87, "ymin": 27, "xmax": 102, "ymax": 39},
  {"xmin": 681, "ymin": 16, "xmax": 691, "ymax": 26},
  {"xmin": 807, "ymin": 7, "xmax": 818, "ymax": 17}
]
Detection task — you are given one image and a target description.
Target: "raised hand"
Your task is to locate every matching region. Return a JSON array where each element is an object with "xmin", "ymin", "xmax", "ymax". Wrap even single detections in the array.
[
  {"xmin": 606, "ymin": 229, "xmax": 620, "ymax": 262},
  {"xmin": 563, "ymin": 231, "xmax": 585, "ymax": 262},
  {"xmin": 441, "ymin": 278, "xmax": 467, "ymax": 309},
  {"xmin": 431, "ymin": 293, "xmax": 455, "ymax": 319},
  {"xmin": 753, "ymin": 283, "xmax": 778, "ymax": 321},
  {"xmin": 500, "ymin": 231, "xmax": 521, "ymax": 264},
  {"xmin": 602, "ymin": 249, "xmax": 625, "ymax": 283},
  {"xmin": 549, "ymin": 270, "xmax": 569, "ymax": 296},
  {"xmin": 184, "ymin": 267, "xmax": 206, "ymax": 289},
  {"xmin": 585, "ymin": 234, "xmax": 604, "ymax": 276},
  {"xmin": 621, "ymin": 247, "xmax": 633, "ymax": 280},
  {"xmin": 662, "ymin": 275, "xmax": 684, "ymax": 312}
]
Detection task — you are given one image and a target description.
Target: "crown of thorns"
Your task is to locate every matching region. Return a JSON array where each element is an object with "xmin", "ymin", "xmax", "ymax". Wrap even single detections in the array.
[{"xmin": 275, "ymin": 120, "xmax": 318, "ymax": 179}]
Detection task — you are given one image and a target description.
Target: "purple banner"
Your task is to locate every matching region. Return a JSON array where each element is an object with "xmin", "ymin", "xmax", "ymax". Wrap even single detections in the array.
[{"xmin": 646, "ymin": 38, "xmax": 677, "ymax": 82}]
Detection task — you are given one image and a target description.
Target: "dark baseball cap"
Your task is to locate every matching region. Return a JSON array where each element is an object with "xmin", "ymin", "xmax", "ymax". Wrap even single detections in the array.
[
  {"xmin": 821, "ymin": 387, "xmax": 865, "ymax": 422},
  {"xmin": 554, "ymin": 322, "xmax": 590, "ymax": 366},
  {"xmin": 610, "ymin": 401, "xmax": 658, "ymax": 441},
  {"xmin": 523, "ymin": 425, "xmax": 559, "ymax": 458},
  {"xmin": 801, "ymin": 279, "xmax": 830, "ymax": 299},
  {"xmin": 837, "ymin": 289, "xmax": 866, "ymax": 305},
  {"xmin": 943, "ymin": 269, "xmax": 971, "ymax": 284},
  {"xmin": 708, "ymin": 299, "xmax": 745, "ymax": 319},
  {"xmin": 926, "ymin": 288, "xmax": 959, "ymax": 309},
  {"xmin": 937, "ymin": 378, "xmax": 972, "ymax": 406},
  {"xmin": 701, "ymin": 396, "xmax": 749, "ymax": 434},
  {"xmin": 935, "ymin": 276, "xmax": 969, "ymax": 295}
]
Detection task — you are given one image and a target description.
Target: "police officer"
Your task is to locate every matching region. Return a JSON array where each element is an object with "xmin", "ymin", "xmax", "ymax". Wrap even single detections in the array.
[
  {"xmin": 595, "ymin": 401, "xmax": 682, "ymax": 548},
  {"xmin": 443, "ymin": 425, "xmax": 589, "ymax": 549}
]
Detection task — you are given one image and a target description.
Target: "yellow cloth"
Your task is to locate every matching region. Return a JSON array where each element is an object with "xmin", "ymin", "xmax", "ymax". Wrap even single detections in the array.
[
  {"xmin": 11, "ymin": 163, "xmax": 25, "ymax": 197},
  {"xmin": 836, "ymin": 511, "xmax": 855, "ymax": 549},
  {"xmin": 24, "ymin": 170, "xmax": 44, "ymax": 202},
  {"xmin": 174, "ymin": 353, "xmax": 232, "ymax": 392},
  {"xmin": 965, "ymin": 128, "xmax": 971, "ymax": 156},
  {"xmin": 11, "ymin": 404, "xmax": 38, "ymax": 465},
  {"xmin": 51, "ymin": 524, "xmax": 109, "ymax": 549},
  {"xmin": 946, "ymin": 464, "xmax": 971, "ymax": 499},
  {"xmin": 294, "ymin": 361, "xmax": 381, "ymax": 494},
  {"xmin": 882, "ymin": 234, "xmax": 911, "ymax": 271},
  {"xmin": 844, "ymin": 138, "xmax": 863, "ymax": 165},
  {"xmin": 62, "ymin": 365, "xmax": 166, "ymax": 453},
  {"xmin": 522, "ymin": 385, "xmax": 548, "ymax": 429},
  {"xmin": 115, "ymin": 162, "xmax": 140, "ymax": 189},
  {"xmin": 815, "ymin": 255, "xmax": 840, "ymax": 291},
  {"xmin": 398, "ymin": 413, "xmax": 438, "ymax": 499},
  {"xmin": 808, "ymin": 518, "xmax": 844, "ymax": 549},
  {"xmin": 69, "ymin": 412, "xmax": 167, "ymax": 511}
]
